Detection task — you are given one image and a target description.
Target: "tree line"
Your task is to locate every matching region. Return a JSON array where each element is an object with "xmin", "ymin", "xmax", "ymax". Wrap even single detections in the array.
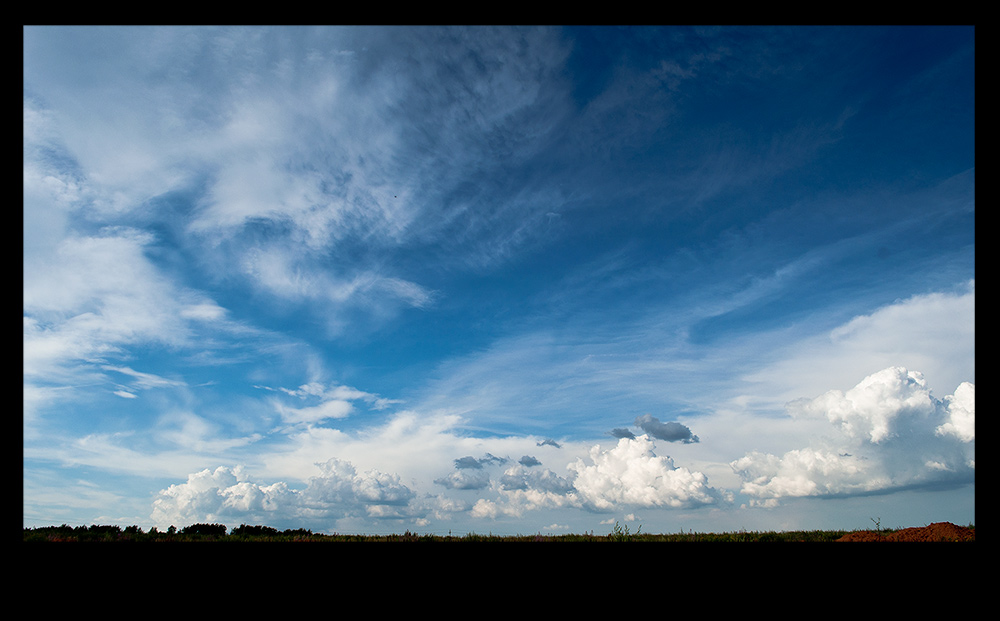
[
  {"xmin": 23, "ymin": 523, "xmax": 317, "ymax": 542},
  {"xmin": 23, "ymin": 522, "xmax": 869, "ymax": 542}
]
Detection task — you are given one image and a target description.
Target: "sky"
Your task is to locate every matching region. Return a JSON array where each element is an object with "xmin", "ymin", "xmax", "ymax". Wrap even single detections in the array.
[{"xmin": 23, "ymin": 25, "xmax": 974, "ymax": 535}]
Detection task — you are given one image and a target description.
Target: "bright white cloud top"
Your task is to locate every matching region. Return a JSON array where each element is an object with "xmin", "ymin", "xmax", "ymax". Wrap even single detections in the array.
[{"xmin": 24, "ymin": 26, "xmax": 974, "ymax": 534}]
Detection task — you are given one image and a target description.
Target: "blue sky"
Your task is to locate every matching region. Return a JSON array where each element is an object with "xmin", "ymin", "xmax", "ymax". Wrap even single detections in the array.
[{"xmin": 24, "ymin": 26, "xmax": 974, "ymax": 535}]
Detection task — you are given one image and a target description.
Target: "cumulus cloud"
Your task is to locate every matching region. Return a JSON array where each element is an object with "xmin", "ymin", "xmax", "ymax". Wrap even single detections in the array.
[
  {"xmin": 154, "ymin": 365, "xmax": 972, "ymax": 529},
  {"xmin": 471, "ymin": 463, "xmax": 580, "ymax": 519},
  {"xmin": 937, "ymin": 382, "xmax": 975, "ymax": 443},
  {"xmin": 151, "ymin": 465, "xmax": 296, "ymax": 527},
  {"xmin": 791, "ymin": 366, "xmax": 938, "ymax": 444},
  {"xmin": 434, "ymin": 468, "xmax": 492, "ymax": 491},
  {"xmin": 151, "ymin": 458, "xmax": 420, "ymax": 529},
  {"xmin": 731, "ymin": 448, "xmax": 877, "ymax": 506},
  {"xmin": 303, "ymin": 458, "xmax": 415, "ymax": 509},
  {"xmin": 568, "ymin": 435, "xmax": 728, "ymax": 511},
  {"xmin": 499, "ymin": 463, "xmax": 575, "ymax": 494},
  {"xmin": 731, "ymin": 366, "xmax": 975, "ymax": 506}
]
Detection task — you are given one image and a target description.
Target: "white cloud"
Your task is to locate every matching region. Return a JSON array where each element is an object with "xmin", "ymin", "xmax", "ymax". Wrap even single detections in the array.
[
  {"xmin": 255, "ymin": 408, "xmax": 487, "ymax": 499},
  {"xmin": 792, "ymin": 366, "xmax": 937, "ymax": 444},
  {"xmin": 500, "ymin": 463, "xmax": 575, "ymax": 494},
  {"xmin": 151, "ymin": 465, "xmax": 297, "ymax": 527},
  {"xmin": 148, "ymin": 409, "xmax": 737, "ymax": 529},
  {"xmin": 24, "ymin": 28, "xmax": 436, "ymax": 343},
  {"xmin": 21, "ymin": 223, "xmax": 238, "ymax": 437},
  {"xmin": 937, "ymin": 382, "xmax": 975, "ymax": 443},
  {"xmin": 263, "ymin": 381, "xmax": 401, "ymax": 425},
  {"xmin": 143, "ymin": 362, "xmax": 974, "ymax": 528},
  {"xmin": 275, "ymin": 399, "xmax": 354, "ymax": 425},
  {"xmin": 236, "ymin": 244, "xmax": 435, "ymax": 332},
  {"xmin": 22, "ymin": 113, "xmax": 238, "ymax": 386},
  {"xmin": 469, "ymin": 463, "xmax": 580, "ymax": 519},
  {"xmin": 179, "ymin": 303, "xmax": 228, "ymax": 321},
  {"xmin": 151, "ymin": 458, "xmax": 419, "ymax": 530},
  {"xmin": 568, "ymin": 435, "xmax": 729, "ymax": 511},
  {"xmin": 731, "ymin": 366, "xmax": 975, "ymax": 506},
  {"xmin": 434, "ymin": 468, "xmax": 492, "ymax": 491},
  {"xmin": 731, "ymin": 448, "xmax": 878, "ymax": 506}
]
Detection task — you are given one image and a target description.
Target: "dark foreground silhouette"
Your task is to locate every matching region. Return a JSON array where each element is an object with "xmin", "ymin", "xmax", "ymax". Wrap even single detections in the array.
[{"xmin": 23, "ymin": 521, "xmax": 974, "ymax": 542}]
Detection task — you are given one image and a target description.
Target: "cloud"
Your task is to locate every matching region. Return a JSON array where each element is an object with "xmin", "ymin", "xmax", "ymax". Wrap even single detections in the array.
[
  {"xmin": 275, "ymin": 399, "xmax": 354, "ymax": 425},
  {"xmin": 739, "ymin": 281, "xmax": 975, "ymax": 412},
  {"xmin": 144, "ymin": 360, "xmax": 974, "ymax": 529},
  {"xmin": 102, "ymin": 365, "xmax": 186, "ymax": 390},
  {"xmin": 28, "ymin": 27, "xmax": 560, "ymax": 346},
  {"xmin": 937, "ymin": 382, "xmax": 975, "ymax": 443},
  {"xmin": 434, "ymin": 468, "xmax": 492, "ymax": 491},
  {"xmin": 731, "ymin": 448, "xmax": 876, "ymax": 506},
  {"xmin": 151, "ymin": 465, "xmax": 297, "ymax": 527},
  {"xmin": 456, "ymin": 454, "xmax": 506, "ymax": 469},
  {"xmin": 151, "ymin": 458, "xmax": 420, "ymax": 529},
  {"xmin": 21, "ymin": 224, "xmax": 240, "ymax": 429},
  {"xmin": 499, "ymin": 463, "xmax": 575, "ymax": 495},
  {"xmin": 22, "ymin": 100, "xmax": 253, "ymax": 418},
  {"xmin": 304, "ymin": 458, "xmax": 415, "ymax": 509},
  {"xmin": 471, "ymin": 463, "xmax": 580, "ymax": 519},
  {"xmin": 633, "ymin": 414, "xmax": 700, "ymax": 443},
  {"xmin": 140, "ymin": 25, "xmax": 577, "ymax": 312},
  {"xmin": 453, "ymin": 456, "xmax": 486, "ymax": 470},
  {"xmin": 730, "ymin": 366, "xmax": 975, "ymax": 506},
  {"xmin": 23, "ymin": 229, "xmax": 191, "ymax": 369},
  {"xmin": 179, "ymin": 303, "xmax": 228, "ymax": 322},
  {"xmin": 568, "ymin": 435, "xmax": 728, "ymax": 511},
  {"xmin": 263, "ymin": 381, "xmax": 400, "ymax": 425},
  {"xmin": 434, "ymin": 453, "xmax": 507, "ymax": 490},
  {"xmin": 793, "ymin": 366, "xmax": 938, "ymax": 444},
  {"xmin": 239, "ymin": 245, "xmax": 434, "ymax": 312}
]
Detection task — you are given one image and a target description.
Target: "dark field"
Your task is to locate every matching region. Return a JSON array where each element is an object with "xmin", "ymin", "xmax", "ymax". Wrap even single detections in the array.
[{"xmin": 23, "ymin": 521, "xmax": 974, "ymax": 542}]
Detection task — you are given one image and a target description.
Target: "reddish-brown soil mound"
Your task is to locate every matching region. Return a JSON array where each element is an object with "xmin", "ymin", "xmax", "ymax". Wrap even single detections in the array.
[{"xmin": 836, "ymin": 521, "xmax": 974, "ymax": 542}]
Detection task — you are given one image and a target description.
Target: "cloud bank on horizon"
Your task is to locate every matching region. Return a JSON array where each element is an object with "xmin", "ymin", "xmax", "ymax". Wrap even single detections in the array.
[{"xmin": 24, "ymin": 26, "xmax": 974, "ymax": 533}]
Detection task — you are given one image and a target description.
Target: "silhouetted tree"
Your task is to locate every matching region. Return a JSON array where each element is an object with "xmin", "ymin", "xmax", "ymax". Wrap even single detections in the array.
[
  {"xmin": 281, "ymin": 528, "xmax": 313, "ymax": 537},
  {"xmin": 182, "ymin": 523, "xmax": 227, "ymax": 536},
  {"xmin": 231, "ymin": 524, "xmax": 279, "ymax": 537}
]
